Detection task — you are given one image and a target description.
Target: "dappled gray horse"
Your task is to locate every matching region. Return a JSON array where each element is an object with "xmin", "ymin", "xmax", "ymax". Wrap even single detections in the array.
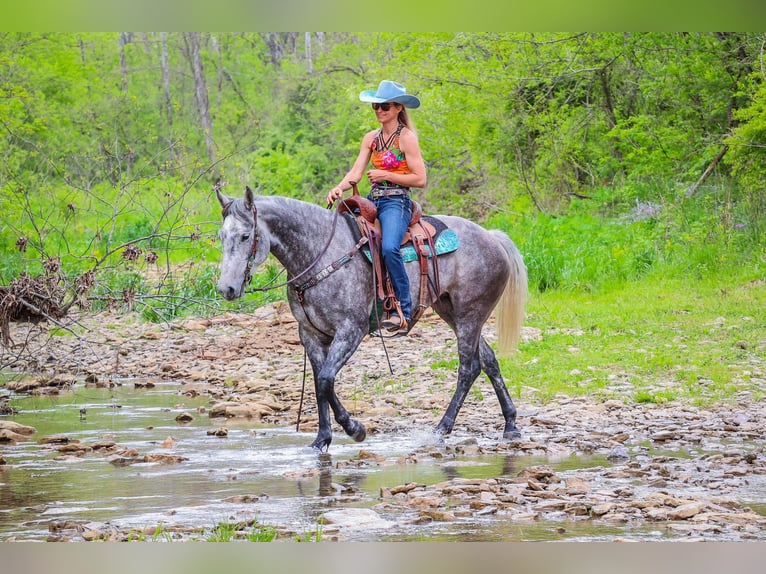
[{"xmin": 216, "ymin": 187, "xmax": 527, "ymax": 451}]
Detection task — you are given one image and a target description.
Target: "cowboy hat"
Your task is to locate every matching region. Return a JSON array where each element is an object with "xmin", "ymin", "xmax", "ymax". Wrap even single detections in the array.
[{"xmin": 359, "ymin": 80, "xmax": 421, "ymax": 109}]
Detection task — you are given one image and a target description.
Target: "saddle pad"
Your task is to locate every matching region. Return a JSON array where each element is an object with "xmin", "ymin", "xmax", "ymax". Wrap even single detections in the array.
[{"xmin": 362, "ymin": 227, "xmax": 460, "ymax": 263}]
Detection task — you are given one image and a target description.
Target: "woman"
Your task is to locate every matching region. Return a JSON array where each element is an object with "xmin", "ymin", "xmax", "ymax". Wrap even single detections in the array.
[{"xmin": 326, "ymin": 80, "xmax": 427, "ymax": 334}]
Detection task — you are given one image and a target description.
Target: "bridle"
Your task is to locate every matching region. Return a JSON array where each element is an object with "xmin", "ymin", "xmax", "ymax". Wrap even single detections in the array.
[
  {"xmin": 221, "ymin": 196, "xmax": 348, "ymax": 296},
  {"xmin": 221, "ymin": 199, "xmax": 261, "ymax": 293}
]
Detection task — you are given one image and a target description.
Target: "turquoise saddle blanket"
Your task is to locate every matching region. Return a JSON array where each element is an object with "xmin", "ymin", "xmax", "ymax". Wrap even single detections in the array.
[{"xmin": 362, "ymin": 228, "xmax": 460, "ymax": 263}]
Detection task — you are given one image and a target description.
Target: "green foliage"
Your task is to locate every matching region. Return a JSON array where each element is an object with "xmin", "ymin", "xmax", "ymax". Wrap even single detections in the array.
[
  {"xmin": 487, "ymin": 181, "xmax": 764, "ymax": 295},
  {"xmin": 1, "ymin": 32, "xmax": 765, "ymax": 326}
]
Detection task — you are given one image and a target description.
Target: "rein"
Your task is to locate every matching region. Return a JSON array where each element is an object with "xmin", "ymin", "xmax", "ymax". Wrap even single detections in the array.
[{"xmin": 236, "ymin": 201, "xmax": 346, "ymax": 295}]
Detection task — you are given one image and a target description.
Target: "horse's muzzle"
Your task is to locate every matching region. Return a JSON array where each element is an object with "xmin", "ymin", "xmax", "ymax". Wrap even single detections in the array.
[{"xmin": 218, "ymin": 284, "xmax": 241, "ymax": 301}]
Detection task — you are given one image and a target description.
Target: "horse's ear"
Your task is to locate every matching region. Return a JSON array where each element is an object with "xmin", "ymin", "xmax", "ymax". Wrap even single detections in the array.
[
  {"xmin": 244, "ymin": 186, "xmax": 255, "ymax": 210},
  {"xmin": 217, "ymin": 189, "xmax": 233, "ymax": 210}
]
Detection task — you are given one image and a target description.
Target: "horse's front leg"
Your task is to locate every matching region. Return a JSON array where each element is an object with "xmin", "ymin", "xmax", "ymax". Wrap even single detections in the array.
[{"xmin": 302, "ymin": 328, "xmax": 367, "ymax": 451}]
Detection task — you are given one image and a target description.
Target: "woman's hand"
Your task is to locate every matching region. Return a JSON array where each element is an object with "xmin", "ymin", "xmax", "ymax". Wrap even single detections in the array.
[
  {"xmin": 366, "ymin": 169, "xmax": 389, "ymax": 185},
  {"xmin": 326, "ymin": 186, "xmax": 343, "ymax": 206}
]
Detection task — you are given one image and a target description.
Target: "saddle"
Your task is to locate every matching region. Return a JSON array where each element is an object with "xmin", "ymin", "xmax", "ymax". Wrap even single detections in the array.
[{"xmin": 337, "ymin": 185, "xmax": 442, "ymax": 328}]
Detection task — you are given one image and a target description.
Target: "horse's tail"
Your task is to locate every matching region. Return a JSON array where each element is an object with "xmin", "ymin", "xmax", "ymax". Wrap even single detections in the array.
[{"xmin": 489, "ymin": 229, "xmax": 527, "ymax": 357}]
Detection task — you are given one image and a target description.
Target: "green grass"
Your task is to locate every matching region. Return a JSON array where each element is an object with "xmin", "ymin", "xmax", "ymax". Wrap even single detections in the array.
[{"xmin": 496, "ymin": 271, "xmax": 766, "ymax": 407}]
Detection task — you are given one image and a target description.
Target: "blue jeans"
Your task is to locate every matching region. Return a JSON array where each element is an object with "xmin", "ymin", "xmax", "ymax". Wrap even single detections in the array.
[{"xmin": 372, "ymin": 194, "xmax": 412, "ymax": 321}]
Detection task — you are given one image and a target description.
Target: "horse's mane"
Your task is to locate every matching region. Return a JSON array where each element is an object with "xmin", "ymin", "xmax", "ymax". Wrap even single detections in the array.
[{"xmin": 228, "ymin": 195, "xmax": 327, "ymax": 219}]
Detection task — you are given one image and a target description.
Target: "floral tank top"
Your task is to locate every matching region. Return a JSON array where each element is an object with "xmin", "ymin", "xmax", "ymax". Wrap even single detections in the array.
[{"xmin": 370, "ymin": 124, "xmax": 411, "ymax": 177}]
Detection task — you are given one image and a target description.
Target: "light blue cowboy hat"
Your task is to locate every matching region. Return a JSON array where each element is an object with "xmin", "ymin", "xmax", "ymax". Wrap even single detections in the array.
[{"xmin": 359, "ymin": 80, "xmax": 421, "ymax": 109}]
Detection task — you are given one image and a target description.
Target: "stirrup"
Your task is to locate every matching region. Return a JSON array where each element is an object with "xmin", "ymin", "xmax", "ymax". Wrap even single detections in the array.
[{"xmin": 380, "ymin": 313, "xmax": 407, "ymax": 332}]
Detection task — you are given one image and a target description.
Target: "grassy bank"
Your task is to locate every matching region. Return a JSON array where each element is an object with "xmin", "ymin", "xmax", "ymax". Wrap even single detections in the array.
[{"xmin": 495, "ymin": 271, "xmax": 766, "ymax": 407}]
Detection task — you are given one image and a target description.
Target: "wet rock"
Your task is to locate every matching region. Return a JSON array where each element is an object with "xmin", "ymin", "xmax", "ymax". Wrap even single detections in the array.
[
  {"xmin": 606, "ymin": 445, "xmax": 631, "ymax": 461},
  {"xmin": 209, "ymin": 401, "xmax": 274, "ymax": 419},
  {"xmin": 320, "ymin": 508, "xmax": 394, "ymax": 529},
  {"xmin": 668, "ymin": 502, "xmax": 704, "ymax": 520},
  {"xmin": 143, "ymin": 454, "xmax": 188, "ymax": 464},
  {"xmin": 0, "ymin": 429, "xmax": 29, "ymax": 443},
  {"xmin": 207, "ymin": 427, "xmax": 229, "ymax": 437},
  {"xmin": 0, "ymin": 420, "xmax": 36, "ymax": 436},
  {"xmin": 419, "ymin": 509, "xmax": 456, "ymax": 522},
  {"xmin": 651, "ymin": 430, "xmax": 677, "ymax": 442},
  {"xmin": 564, "ymin": 476, "xmax": 591, "ymax": 495},
  {"xmin": 531, "ymin": 416, "xmax": 565, "ymax": 427},
  {"xmin": 390, "ymin": 482, "xmax": 422, "ymax": 495},
  {"xmin": 37, "ymin": 434, "xmax": 71, "ymax": 445},
  {"xmin": 56, "ymin": 442, "xmax": 91, "ymax": 454},
  {"xmin": 175, "ymin": 412, "xmax": 194, "ymax": 423},
  {"xmin": 355, "ymin": 450, "xmax": 385, "ymax": 463},
  {"xmin": 590, "ymin": 503, "xmax": 615, "ymax": 516},
  {"xmin": 224, "ymin": 494, "xmax": 260, "ymax": 503},
  {"xmin": 407, "ymin": 496, "xmax": 446, "ymax": 510}
]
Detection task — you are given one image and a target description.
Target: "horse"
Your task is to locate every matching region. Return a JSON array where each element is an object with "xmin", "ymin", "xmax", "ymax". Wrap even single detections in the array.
[{"xmin": 215, "ymin": 186, "xmax": 527, "ymax": 451}]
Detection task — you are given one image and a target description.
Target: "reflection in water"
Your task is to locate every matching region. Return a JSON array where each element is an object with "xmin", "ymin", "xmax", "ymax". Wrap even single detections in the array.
[
  {"xmin": 318, "ymin": 453, "xmax": 333, "ymax": 497},
  {"xmin": 4, "ymin": 382, "xmax": 737, "ymax": 542},
  {"xmin": 501, "ymin": 454, "xmax": 518, "ymax": 477}
]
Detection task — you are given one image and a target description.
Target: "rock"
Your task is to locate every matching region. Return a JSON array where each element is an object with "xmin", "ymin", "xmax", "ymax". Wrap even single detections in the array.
[
  {"xmin": 320, "ymin": 508, "xmax": 394, "ymax": 529},
  {"xmin": 419, "ymin": 509, "xmax": 456, "ymax": 522},
  {"xmin": 174, "ymin": 318, "xmax": 211, "ymax": 331},
  {"xmin": 668, "ymin": 502, "xmax": 704, "ymax": 520},
  {"xmin": 143, "ymin": 454, "xmax": 188, "ymax": 464},
  {"xmin": 208, "ymin": 401, "xmax": 274, "ymax": 419},
  {"xmin": 175, "ymin": 413, "xmax": 194, "ymax": 423},
  {"xmin": 0, "ymin": 421, "xmax": 36, "ymax": 435},
  {"xmin": 651, "ymin": 430, "xmax": 677, "ymax": 442},
  {"xmin": 365, "ymin": 406, "xmax": 397, "ymax": 417},
  {"xmin": 37, "ymin": 435, "xmax": 71, "ymax": 445},
  {"xmin": 390, "ymin": 482, "xmax": 422, "ymax": 495},
  {"xmin": 591, "ymin": 503, "xmax": 615, "ymax": 516},
  {"xmin": 0, "ymin": 429, "xmax": 30, "ymax": 443},
  {"xmin": 607, "ymin": 446, "xmax": 630, "ymax": 461},
  {"xmin": 564, "ymin": 476, "xmax": 591, "ymax": 495}
]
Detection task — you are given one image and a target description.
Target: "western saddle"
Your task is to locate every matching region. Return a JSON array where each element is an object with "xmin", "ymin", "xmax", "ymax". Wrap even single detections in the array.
[{"xmin": 337, "ymin": 183, "xmax": 441, "ymax": 331}]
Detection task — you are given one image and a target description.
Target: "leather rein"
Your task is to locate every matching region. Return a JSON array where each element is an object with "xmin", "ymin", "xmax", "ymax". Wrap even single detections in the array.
[{"xmin": 222, "ymin": 196, "xmax": 359, "ymax": 298}]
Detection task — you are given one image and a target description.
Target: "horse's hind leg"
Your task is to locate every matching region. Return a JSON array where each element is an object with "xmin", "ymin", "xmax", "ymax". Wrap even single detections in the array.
[
  {"xmin": 479, "ymin": 337, "xmax": 520, "ymax": 439},
  {"xmin": 435, "ymin": 333, "xmax": 483, "ymax": 436}
]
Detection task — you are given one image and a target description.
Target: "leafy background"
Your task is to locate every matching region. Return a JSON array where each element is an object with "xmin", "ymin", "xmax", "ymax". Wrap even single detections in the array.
[{"xmin": 1, "ymin": 32, "xmax": 764, "ymax": 323}]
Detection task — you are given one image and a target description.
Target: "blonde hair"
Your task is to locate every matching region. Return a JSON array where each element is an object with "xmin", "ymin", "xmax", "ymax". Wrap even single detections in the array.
[{"xmin": 397, "ymin": 107, "xmax": 416, "ymax": 133}]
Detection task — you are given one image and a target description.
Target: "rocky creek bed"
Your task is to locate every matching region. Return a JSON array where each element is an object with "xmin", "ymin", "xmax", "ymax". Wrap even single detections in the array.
[{"xmin": 2, "ymin": 302, "xmax": 766, "ymax": 541}]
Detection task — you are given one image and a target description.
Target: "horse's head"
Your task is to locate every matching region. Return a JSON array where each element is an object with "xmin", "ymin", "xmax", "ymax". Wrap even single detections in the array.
[{"xmin": 216, "ymin": 186, "xmax": 268, "ymax": 300}]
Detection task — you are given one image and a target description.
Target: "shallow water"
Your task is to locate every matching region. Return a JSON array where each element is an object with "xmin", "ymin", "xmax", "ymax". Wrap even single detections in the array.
[{"xmin": 0, "ymin": 381, "xmax": 760, "ymax": 541}]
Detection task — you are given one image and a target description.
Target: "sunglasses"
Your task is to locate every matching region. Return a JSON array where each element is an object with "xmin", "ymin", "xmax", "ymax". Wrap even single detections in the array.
[{"xmin": 371, "ymin": 102, "xmax": 397, "ymax": 111}]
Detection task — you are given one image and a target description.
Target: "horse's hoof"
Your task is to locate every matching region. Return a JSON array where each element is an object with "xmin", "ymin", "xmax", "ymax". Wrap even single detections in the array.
[
  {"xmin": 434, "ymin": 424, "xmax": 451, "ymax": 436},
  {"xmin": 502, "ymin": 428, "xmax": 522, "ymax": 441},
  {"xmin": 349, "ymin": 422, "xmax": 366, "ymax": 443},
  {"xmin": 310, "ymin": 437, "xmax": 332, "ymax": 452}
]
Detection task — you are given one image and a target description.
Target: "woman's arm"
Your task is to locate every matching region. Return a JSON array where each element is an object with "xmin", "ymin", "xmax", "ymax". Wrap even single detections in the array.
[{"xmin": 326, "ymin": 131, "xmax": 375, "ymax": 204}]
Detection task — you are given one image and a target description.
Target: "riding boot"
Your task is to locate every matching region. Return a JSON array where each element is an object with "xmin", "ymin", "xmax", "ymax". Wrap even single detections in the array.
[{"xmin": 380, "ymin": 299, "xmax": 410, "ymax": 334}]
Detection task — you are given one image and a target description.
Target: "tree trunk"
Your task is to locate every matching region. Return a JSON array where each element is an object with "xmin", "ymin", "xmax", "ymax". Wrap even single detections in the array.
[
  {"xmin": 118, "ymin": 32, "xmax": 130, "ymax": 94},
  {"xmin": 184, "ymin": 32, "xmax": 216, "ymax": 167},
  {"xmin": 160, "ymin": 32, "xmax": 173, "ymax": 150},
  {"xmin": 305, "ymin": 32, "xmax": 313, "ymax": 73},
  {"xmin": 686, "ymin": 144, "xmax": 729, "ymax": 198}
]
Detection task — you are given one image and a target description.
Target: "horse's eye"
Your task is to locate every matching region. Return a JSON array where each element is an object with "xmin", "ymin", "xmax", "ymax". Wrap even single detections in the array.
[{"xmin": 241, "ymin": 233, "xmax": 250, "ymax": 242}]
